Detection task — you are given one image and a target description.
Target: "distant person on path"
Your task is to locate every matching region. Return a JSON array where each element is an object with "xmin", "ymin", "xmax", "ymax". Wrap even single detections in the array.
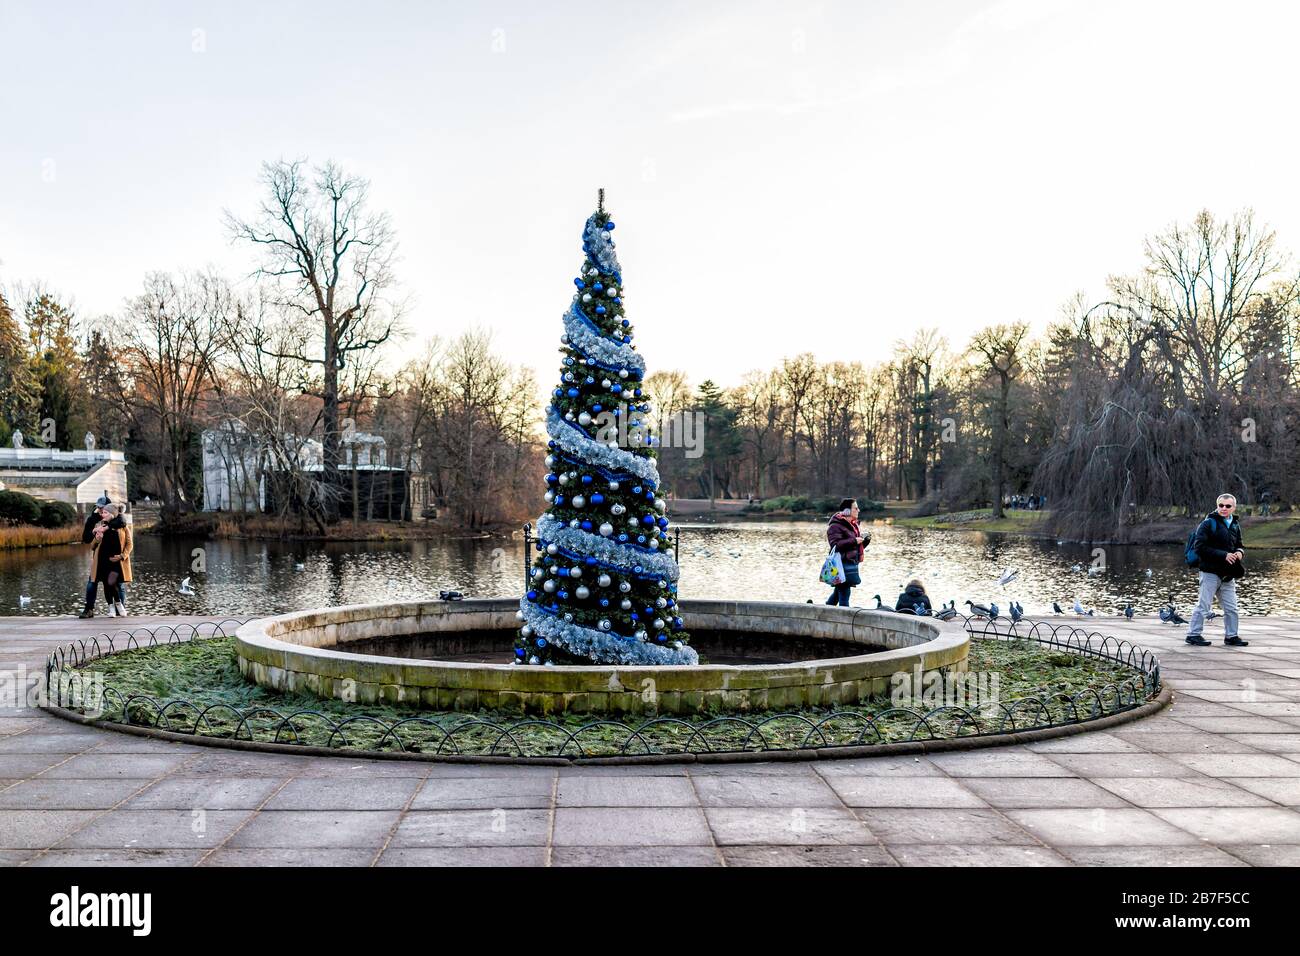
[
  {"xmin": 895, "ymin": 578, "xmax": 932, "ymax": 615},
  {"xmin": 111, "ymin": 503, "xmax": 133, "ymax": 613},
  {"xmin": 92, "ymin": 507, "xmax": 128, "ymax": 617},
  {"xmin": 77, "ymin": 495, "xmax": 112, "ymax": 619},
  {"xmin": 825, "ymin": 498, "xmax": 868, "ymax": 607},
  {"xmin": 1186, "ymin": 493, "xmax": 1247, "ymax": 648}
]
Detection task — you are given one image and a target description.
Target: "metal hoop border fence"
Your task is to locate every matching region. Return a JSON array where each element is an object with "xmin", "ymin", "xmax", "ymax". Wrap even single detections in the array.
[{"xmin": 44, "ymin": 613, "xmax": 1161, "ymax": 760}]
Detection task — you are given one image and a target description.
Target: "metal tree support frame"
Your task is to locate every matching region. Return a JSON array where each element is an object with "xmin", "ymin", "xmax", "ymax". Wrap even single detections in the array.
[{"xmin": 43, "ymin": 614, "xmax": 1162, "ymax": 762}]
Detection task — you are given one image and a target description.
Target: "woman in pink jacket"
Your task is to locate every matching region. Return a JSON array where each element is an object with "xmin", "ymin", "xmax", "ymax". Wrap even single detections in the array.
[{"xmin": 825, "ymin": 498, "xmax": 868, "ymax": 607}]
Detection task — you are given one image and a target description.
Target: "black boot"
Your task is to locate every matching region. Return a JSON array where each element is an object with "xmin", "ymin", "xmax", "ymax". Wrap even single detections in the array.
[
  {"xmin": 1185, "ymin": 635, "xmax": 1211, "ymax": 646},
  {"xmin": 77, "ymin": 605, "xmax": 94, "ymax": 619},
  {"xmin": 1224, "ymin": 636, "xmax": 1250, "ymax": 647}
]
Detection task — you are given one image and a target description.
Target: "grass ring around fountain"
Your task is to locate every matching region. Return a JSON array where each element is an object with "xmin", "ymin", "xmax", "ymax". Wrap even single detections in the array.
[{"xmin": 41, "ymin": 607, "xmax": 1166, "ymax": 764}]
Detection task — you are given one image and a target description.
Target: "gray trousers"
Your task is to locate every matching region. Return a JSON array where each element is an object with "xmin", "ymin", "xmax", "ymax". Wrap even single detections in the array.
[{"xmin": 1186, "ymin": 571, "xmax": 1239, "ymax": 639}]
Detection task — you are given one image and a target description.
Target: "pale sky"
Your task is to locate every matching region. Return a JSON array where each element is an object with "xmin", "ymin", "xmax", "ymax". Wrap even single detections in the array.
[{"xmin": 3, "ymin": 0, "xmax": 1299, "ymax": 390}]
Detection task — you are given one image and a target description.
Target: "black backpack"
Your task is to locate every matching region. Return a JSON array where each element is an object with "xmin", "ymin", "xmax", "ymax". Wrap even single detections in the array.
[{"xmin": 1184, "ymin": 520, "xmax": 1206, "ymax": 569}]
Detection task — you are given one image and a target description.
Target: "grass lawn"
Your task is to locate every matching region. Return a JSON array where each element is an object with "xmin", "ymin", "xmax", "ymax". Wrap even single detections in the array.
[{"xmin": 67, "ymin": 634, "xmax": 1146, "ymax": 756}]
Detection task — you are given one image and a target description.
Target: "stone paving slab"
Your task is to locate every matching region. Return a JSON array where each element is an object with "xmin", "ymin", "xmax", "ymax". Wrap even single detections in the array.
[
  {"xmin": 721, "ymin": 845, "xmax": 898, "ymax": 866},
  {"xmin": 888, "ymin": 843, "xmax": 1070, "ymax": 866},
  {"xmin": 2, "ymin": 614, "xmax": 1300, "ymax": 866}
]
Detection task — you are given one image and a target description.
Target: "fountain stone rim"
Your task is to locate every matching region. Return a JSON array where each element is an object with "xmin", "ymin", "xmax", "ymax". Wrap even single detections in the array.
[{"xmin": 234, "ymin": 598, "xmax": 970, "ymax": 715}]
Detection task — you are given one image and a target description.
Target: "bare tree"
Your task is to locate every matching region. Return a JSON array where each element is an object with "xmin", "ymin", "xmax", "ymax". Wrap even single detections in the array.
[
  {"xmin": 226, "ymin": 159, "xmax": 402, "ymax": 517},
  {"xmin": 120, "ymin": 271, "xmax": 230, "ymax": 515},
  {"xmin": 968, "ymin": 323, "xmax": 1030, "ymax": 518}
]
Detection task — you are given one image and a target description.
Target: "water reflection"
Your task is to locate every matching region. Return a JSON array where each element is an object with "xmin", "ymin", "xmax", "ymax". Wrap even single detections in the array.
[{"xmin": 0, "ymin": 521, "xmax": 1296, "ymax": 617}]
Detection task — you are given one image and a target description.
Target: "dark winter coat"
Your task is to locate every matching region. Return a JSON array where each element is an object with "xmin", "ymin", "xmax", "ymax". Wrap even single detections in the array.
[
  {"xmin": 83, "ymin": 513, "xmax": 133, "ymax": 580},
  {"xmin": 827, "ymin": 513, "xmax": 863, "ymax": 565},
  {"xmin": 93, "ymin": 521, "xmax": 125, "ymax": 585},
  {"xmin": 1192, "ymin": 511, "xmax": 1245, "ymax": 580},
  {"xmin": 895, "ymin": 584, "xmax": 932, "ymax": 614}
]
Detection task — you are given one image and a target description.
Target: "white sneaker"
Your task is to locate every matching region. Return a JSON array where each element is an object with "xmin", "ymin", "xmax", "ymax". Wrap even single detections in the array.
[
  {"xmin": 114, "ymin": 602, "xmax": 127, "ymax": 617},
  {"xmin": 107, "ymin": 604, "xmax": 118, "ymax": 617}
]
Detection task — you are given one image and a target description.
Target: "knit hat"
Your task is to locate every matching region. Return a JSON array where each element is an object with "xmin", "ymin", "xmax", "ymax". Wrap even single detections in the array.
[{"xmin": 95, "ymin": 491, "xmax": 113, "ymax": 508}]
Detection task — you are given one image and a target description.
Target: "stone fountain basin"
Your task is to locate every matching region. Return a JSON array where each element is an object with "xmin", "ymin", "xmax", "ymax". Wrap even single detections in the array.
[{"xmin": 234, "ymin": 599, "xmax": 970, "ymax": 716}]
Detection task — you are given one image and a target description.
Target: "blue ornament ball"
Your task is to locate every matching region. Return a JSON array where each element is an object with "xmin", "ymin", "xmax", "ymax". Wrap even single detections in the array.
[
  {"xmin": 595, "ymin": 305, "xmax": 606, "ymax": 315},
  {"xmin": 537, "ymin": 638, "xmax": 547, "ymax": 648},
  {"xmin": 604, "ymin": 221, "xmax": 615, "ymax": 231}
]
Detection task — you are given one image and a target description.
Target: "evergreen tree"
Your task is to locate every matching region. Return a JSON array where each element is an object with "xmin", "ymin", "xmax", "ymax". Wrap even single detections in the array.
[
  {"xmin": 26, "ymin": 293, "xmax": 86, "ymax": 448},
  {"xmin": 517, "ymin": 197, "xmax": 695, "ymax": 666},
  {"xmin": 0, "ymin": 291, "xmax": 40, "ymax": 446},
  {"xmin": 80, "ymin": 328, "xmax": 131, "ymax": 451},
  {"xmin": 690, "ymin": 379, "xmax": 742, "ymax": 502}
]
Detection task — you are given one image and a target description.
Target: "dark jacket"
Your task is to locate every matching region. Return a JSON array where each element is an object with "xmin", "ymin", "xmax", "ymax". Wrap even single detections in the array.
[
  {"xmin": 81, "ymin": 511, "xmax": 101, "ymax": 545},
  {"xmin": 1193, "ymin": 511, "xmax": 1245, "ymax": 580},
  {"xmin": 94, "ymin": 522, "xmax": 124, "ymax": 584},
  {"xmin": 827, "ymin": 513, "xmax": 863, "ymax": 565},
  {"xmin": 896, "ymin": 585, "xmax": 932, "ymax": 614}
]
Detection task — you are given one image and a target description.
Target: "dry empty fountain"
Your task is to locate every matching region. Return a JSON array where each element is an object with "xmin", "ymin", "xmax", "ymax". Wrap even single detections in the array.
[{"xmin": 234, "ymin": 598, "xmax": 969, "ymax": 716}]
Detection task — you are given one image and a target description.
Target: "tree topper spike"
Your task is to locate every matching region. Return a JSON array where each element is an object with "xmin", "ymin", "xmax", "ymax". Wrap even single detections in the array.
[{"xmin": 597, "ymin": 187, "xmax": 605, "ymax": 214}]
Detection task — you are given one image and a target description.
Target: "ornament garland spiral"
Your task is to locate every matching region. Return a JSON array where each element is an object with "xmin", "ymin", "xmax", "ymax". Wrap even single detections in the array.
[{"xmin": 515, "ymin": 201, "xmax": 695, "ymax": 666}]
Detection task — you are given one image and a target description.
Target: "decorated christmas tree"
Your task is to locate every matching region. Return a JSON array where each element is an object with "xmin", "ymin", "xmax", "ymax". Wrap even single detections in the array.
[{"xmin": 515, "ymin": 193, "xmax": 696, "ymax": 666}]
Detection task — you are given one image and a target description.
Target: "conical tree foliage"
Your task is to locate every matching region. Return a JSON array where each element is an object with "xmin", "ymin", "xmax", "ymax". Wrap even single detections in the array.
[
  {"xmin": 0, "ymin": 291, "xmax": 40, "ymax": 446},
  {"xmin": 515, "ymin": 199, "xmax": 695, "ymax": 666}
]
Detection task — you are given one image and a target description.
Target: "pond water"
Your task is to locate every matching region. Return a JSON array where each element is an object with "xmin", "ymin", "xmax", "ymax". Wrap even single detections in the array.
[{"xmin": 1, "ymin": 520, "xmax": 1297, "ymax": 619}]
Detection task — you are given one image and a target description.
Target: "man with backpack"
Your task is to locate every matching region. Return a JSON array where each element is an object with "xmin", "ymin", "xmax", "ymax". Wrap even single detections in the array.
[{"xmin": 1185, "ymin": 493, "xmax": 1247, "ymax": 648}]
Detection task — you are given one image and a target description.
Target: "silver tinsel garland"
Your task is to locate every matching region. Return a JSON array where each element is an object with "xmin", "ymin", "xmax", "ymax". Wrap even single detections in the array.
[
  {"xmin": 583, "ymin": 214, "xmax": 622, "ymax": 275},
  {"xmin": 545, "ymin": 408, "xmax": 661, "ymax": 485},
  {"xmin": 563, "ymin": 304, "xmax": 645, "ymax": 376},
  {"xmin": 536, "ymin": 514, "xmax": 680, "ymax": 581},
  {"xmin": 519, "ymin": 598, "xmax": 699, "ymax": 666}
]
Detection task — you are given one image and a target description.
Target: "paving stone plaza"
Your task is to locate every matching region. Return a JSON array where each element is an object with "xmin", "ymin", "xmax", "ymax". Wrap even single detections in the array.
[{"xmin": 2, "ymin": 614, "xmax": 1298, "ymax": 867}]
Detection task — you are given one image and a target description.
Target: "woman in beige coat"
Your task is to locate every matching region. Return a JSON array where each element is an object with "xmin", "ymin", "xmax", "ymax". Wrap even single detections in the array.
[{"xmin": 80, "ymin": 504, "xmax": 133, "ymax": 617}]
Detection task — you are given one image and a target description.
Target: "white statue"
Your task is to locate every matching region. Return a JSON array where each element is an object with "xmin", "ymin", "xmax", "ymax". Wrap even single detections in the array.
[
  {"xmin": 11, "ymin": 430, "xmax": 22, "ymax": 449},
  {"xmin": 85, "ymin": 431, "xmax": 96, "ymax": 450}
]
